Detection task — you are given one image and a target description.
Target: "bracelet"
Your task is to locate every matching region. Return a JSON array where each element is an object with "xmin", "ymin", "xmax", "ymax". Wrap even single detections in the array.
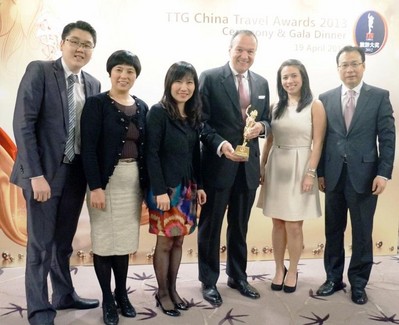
[
  {"xmin": 306, "ymin": 172, "xmax": 316, "ymax": 178},
  {"xmin": 307, "ymin": 168, "xmax": 316, "ymax": 173}
]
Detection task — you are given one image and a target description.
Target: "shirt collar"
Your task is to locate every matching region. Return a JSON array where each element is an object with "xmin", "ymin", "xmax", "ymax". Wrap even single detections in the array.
[
  {"xmin": 61, "ymin": 58, "xmax": 82, "ymax": 83},
  {"xmin": 229, "ymin": 62, "xmax": 248, "ymax": 79},
  {"xmin": 341, "ymin": 81, "xmax": 363, "ymax": 96}
]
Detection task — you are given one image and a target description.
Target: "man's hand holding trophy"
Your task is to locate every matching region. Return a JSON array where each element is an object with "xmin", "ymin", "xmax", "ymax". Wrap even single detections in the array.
[{"xmin": 235, "ymin": 105, "xmax": 258, "ymax": 161}]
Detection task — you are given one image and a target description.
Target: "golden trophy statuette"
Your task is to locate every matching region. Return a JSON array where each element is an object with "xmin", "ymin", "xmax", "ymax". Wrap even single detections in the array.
[{"xmin": 235, "ymin": 106, "xmax": 258, "ymax": 161}]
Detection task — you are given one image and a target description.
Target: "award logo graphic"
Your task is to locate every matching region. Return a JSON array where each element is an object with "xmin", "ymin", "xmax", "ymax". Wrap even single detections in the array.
[{"xmin": 354, "ymin": 11, "xmax": 388, "ymax": 55}]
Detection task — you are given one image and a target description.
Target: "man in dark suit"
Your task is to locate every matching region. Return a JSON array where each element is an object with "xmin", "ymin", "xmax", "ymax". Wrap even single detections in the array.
[
  {"xmin": 198, "ymin": 30, "xmax": 270, "ymax": 306},
  {"xmin": 10, "ymin": 21, "xmax": 101, "ymax": 325},
  {"xmin": 316, "ymin": 46, "xmax": 395, "ymax": 305}
]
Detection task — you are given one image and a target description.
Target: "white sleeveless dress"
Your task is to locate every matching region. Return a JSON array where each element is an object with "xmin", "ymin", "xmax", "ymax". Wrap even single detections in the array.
[{"xmin": 257, "ymin": 102, "xmax": 321, "ymax": 221}]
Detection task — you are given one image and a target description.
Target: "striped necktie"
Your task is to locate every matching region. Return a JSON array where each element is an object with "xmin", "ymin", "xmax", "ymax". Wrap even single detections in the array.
[{"xmin": 64, "ymin": 74, "xmax": 78, "ymax": 161}]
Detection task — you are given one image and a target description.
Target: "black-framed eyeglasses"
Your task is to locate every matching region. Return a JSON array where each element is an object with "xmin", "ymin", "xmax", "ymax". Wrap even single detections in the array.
[
  {"xmin": 338, "ymin": 62, "xmax": 363, "ymax": 70},
  {"xmin": 65, "ymin": 38, "xmax": 94, "ymax": 50}
]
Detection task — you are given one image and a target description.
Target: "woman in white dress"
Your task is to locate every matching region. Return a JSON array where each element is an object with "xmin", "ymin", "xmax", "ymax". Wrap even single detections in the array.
[{"xmin": 258, "ymin": 59, "xmax": 326, "ymax": 293}]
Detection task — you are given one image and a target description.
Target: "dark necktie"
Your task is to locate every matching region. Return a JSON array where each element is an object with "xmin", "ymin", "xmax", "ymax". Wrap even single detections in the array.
[
  {"xmin": 344, "ymin": 89, "xmax": 356, "ymax": 130},
  {"xmin": 237, "ymin": 74, "xmax": 250, "ymax": 121},
  {"xmin": 65, "ymin": 74, "xmax": 78, "ymax": 161}
]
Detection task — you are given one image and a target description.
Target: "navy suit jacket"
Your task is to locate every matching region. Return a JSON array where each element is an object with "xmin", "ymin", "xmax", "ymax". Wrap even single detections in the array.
[
  {"xmin": 199, "ymin": 62, "xmax": 270, "ymax": 190},
  {"xmin": 11, "ymin": 58, "xmax": 101, "ymax": 189},
  {"xmin": 318, "ymin": 83, "xmax": 395, "ymax": 193}
]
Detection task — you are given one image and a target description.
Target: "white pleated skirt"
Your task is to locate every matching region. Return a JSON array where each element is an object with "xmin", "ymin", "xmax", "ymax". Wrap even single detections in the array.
[{"xmin": 87, "ymin": 161, "xmax": 142, "ymax": 256}]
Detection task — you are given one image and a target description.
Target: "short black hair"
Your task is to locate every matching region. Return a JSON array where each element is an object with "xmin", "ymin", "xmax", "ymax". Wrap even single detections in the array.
[
  {"xmin": 106, "ymin": 50, "xmax": 141, "ymax": 77},
  {"xmin": 336, "ymin": 45, "xmax": 365, "ymax": 65},
  {"xmin": 61, "ymin": 20, "xmax": 97, "ymax": 46}
]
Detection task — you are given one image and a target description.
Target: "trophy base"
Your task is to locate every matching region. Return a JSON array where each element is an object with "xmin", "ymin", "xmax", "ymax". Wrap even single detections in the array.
[{"xmin": 235, "ymin": 145, "xmax": 249, "ymax": 161}]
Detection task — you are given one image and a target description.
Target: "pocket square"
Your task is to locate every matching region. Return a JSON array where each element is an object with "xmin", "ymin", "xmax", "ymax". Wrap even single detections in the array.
[{"xmin": 258, "ymin": 95, "xmax": 265, "ymax": 99}]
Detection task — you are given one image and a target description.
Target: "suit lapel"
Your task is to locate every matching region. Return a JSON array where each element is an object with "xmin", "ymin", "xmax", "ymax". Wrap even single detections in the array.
[
  {"xmin": 330, "ymin": 86, "xmax": 346, "ymax": 134},
  {"xmin": 81, "ymin": 71, "xmax": 92, "ymax": 97},
  {"xmin": 348, "ymin": 83, "xmax": 371, "ymax": 132},
  {"xmin": 54, "ymin": 59, "xmax": 69, "ymax": 132},
  {"xmin": 220, "ymin": 64, "xmax": 242, "ymax": 119}
]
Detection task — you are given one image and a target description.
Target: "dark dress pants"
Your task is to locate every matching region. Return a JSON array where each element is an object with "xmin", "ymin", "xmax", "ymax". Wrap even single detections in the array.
[
  {"xmin": 24, "ymin": 159, "xmax": 86, "ymax": 324},
  {"xmin": 198, "ymin": 163, "xmax": 256, "ymax": 285},
  {"xmin": 324, "ymin": 164, "xmax": 377, "ymax": 290}
]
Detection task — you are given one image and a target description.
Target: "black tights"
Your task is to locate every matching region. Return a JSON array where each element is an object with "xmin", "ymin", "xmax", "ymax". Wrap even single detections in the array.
[
  {"xmin": 93, "ymin": 254, "xmax": 129, "ymax": 304},
  {"xmin": 153, "ymin": 236, "xmax": 184, "ymax": 309}
]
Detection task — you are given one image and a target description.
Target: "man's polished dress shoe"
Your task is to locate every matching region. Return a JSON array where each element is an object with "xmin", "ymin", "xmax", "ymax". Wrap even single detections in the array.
[
  {"xmin": 54, "ymin": 292, "xmax": 100, "ymax": 310},
  {"xmin": 351, "ymin": 288, "xmax": 368, "ymax": 305},
  {"xmin": 316, "ymin": 280, "xmax": 346, "ymax": 296},
  {"xmin": 227, "ymin": 277, "xmax": 260, "ymax": 299},
  {"xmin": 201, "ymin": 284, "xmax": 223, "ymax": 306},
  {"xmin": 102, "ymin": 302, "xmax": 119, "ymax": 325}
]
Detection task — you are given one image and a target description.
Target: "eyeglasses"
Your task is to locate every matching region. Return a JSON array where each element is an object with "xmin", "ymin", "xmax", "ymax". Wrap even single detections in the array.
[
  {"xmin": 65, "ymin": 38, "xmax": 94, "ymax": 50},
  {"xmin": 338, "ymin": 62, "xmax": 363, "ymax": 70}
]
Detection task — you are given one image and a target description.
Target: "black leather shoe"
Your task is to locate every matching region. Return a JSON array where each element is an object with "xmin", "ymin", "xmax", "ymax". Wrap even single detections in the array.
[
  {"xmin": 115, "ymin": 294, "xmax": 136, "ymax": 317},
  {"xmin": 102, "ymin": 302, "xmax": 119, "ymax": 325},
  {"xmin": 351, "ymin": 288, "xmax": 368, "ymax": 305},
  {"xmin": 316, "ymin": 280, "xmax": 346, "ymax": 296},
  {"xmin": 55, "ymin": 292, "xmax": 100, "ymax": 310},
  {"xmin": 201, "ymin": 284, "xmax": 223, "ymax": 306},
  {"xmin": 227, "ymin": 277, "xmax": 260, "ymax": 299}
]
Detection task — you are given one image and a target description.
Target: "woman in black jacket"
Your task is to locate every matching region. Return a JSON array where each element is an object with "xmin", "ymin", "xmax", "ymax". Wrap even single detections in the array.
[
  {"xmin": 146, "ymin": 61, "xmax": 206, "ymax": 316},
  {"xmin": 81, "ymin": 50, "xmax": 147, "ymax": 325}
]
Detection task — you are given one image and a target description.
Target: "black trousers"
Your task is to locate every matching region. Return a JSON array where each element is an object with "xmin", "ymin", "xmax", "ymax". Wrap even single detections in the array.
[
  {"xmin": 198, "ymin": 163, "xmax": 256, "ymax": 285},
  {"xmin": 324, "ymin": 164, "xmax": 377, "ymax": 289}
]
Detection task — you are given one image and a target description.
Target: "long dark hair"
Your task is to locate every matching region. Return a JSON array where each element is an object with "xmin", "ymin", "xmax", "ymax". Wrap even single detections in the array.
[
  {"xmin": 274, "ymin": 59, "xmax": 313, "ymax": 119},
  {"xmin": 161, "ymin": 61, "xmax": 202, "ymax": 128}
]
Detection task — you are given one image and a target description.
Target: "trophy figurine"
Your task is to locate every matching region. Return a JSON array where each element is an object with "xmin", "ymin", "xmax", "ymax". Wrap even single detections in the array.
[{"xmin": 235, "ymin": 105, "xmax": 258, "ymax": 161}]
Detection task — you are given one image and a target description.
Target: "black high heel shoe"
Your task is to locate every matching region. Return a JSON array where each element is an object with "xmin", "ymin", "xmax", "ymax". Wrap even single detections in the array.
[
  {"xmin": 283, "ymin": 272, "xmax": 298, "ymax": 293},
  {"xmin": 174, "ymin": 301, "xmax": 189, "ymax": 311},
  {"xmin": 271, "ymin": 267, "xmax": 287, "ymax": 291},
  {"xmin": 155, "ymin": 294, "xmax": 180, "ymax": 317}
]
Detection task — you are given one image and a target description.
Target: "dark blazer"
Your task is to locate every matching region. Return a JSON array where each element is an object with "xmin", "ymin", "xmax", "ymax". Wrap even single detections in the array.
[
  {"xmin": 146, "ymin": 103, "xmax": 202, "ymax": 196},
  {"xmin": 199, "ymin": 62, "xmax": 270, "ymax": 190},
  {"xmin": 80, "ymin": 92, "xmax": 148, "ymax": 191},
  {"xmin": 318, "ymin": 83, "xmax": 395, "ymax": 193},
  {"xmin": 10, "ymin": 58, "xmax": 101, "ymax": 189}
]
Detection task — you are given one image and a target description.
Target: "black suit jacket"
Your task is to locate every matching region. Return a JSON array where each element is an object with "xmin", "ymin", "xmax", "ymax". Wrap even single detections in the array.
[
  {"xmin": 318, "ymin": 83, "xmax": 395, "ymax": 193},
  {"xmin": 10, "ymin": 58, "xmax": 101, "ymax": 189},
  {"xmin": 146, "ymin": 103, "xmax": 202, "ymax": 196},
  {"xmin": 199, "ymin": 62, "xmax": 270, "ymax": 190}
]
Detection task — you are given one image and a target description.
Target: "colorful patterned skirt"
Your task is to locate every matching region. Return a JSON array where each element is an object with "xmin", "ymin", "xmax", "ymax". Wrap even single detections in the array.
[{"xmin": 147, "ymin": 181, "xmax": 198, "ymax": 237}]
